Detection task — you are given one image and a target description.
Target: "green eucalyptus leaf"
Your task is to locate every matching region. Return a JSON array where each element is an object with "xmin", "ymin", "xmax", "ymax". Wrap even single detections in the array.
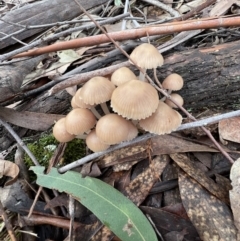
[
  {"xmin": 30, "ymin": 167, "xmax": 157, "ymax": 241},
  {"xmin": 114, "ymin": 0, "xmax": 123, "ymax": 7}
]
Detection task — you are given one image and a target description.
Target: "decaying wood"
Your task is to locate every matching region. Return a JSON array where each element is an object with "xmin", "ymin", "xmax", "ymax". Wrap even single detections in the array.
[
  {"xmin": 157, "ymin": 40, "xmax": 240, "ymax": 111},
  {"xmin": 0, "ymin": 55, "xmax": 45, "ymax": 102},
  {"xmin": 0, "ymin": 0, "xmax": 108, "ymax": 50}
]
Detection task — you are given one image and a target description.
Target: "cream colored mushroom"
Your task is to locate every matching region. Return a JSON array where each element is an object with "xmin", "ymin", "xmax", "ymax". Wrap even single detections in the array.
[
  {"xmin": 162, "ymin": 73, "xmax": 184, "ymax": 91},
  {"xmin": 96, "ymin": 114, "xmax": 138, "ymax": 145},
  {"xmin": 130, "ymin": 43, "xmax": 164, "ymax": 81},
  {"xmin": 86, "ymin": 129, "xmax": 110, "ymax": 152},
  {"xmin": 80, "ymin": 76, "xmax": 115, "ymax": 115},
  {"xmin": 53, "ymin": 118, "xmax": 75, "ymax": 142},
  {"xmin": 111, "ymin": 67, "xmax": 137, "ymax": 86},
  {"xmin": 139, "ymin": 101, "xmax": 182, "ymax": 135},
  {"xmin": 111, "ymin": 79, "xmax": 159, "ymax": 120},
  {"xmin": 65, "ymin": 108, "xmax": 96, "ymax": 135},
  {"xmin": 74, "ymin": 88, "xmax": 101, "ymax": 119},
  {"xmin": 165, "ymin": 93, "xmax": 184, "ymax": 108}
]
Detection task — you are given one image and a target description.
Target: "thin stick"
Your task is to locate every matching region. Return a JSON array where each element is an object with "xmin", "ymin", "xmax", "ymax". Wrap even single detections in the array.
[
  {"xmin": 12, "ymin": 15, "xmax": 240, "ymax": 58},
  {"xmin": 0, "ymin": 118, "xmax": 40, "ymax": 166},
  {"xmin": 0, "ymin": 201, "xmax": 17, "ymax": 241}
]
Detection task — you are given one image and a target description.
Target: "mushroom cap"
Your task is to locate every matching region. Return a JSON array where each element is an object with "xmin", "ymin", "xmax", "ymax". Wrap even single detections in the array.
[
  {"xmin": 71, "ymin": 96, "xmax": 79, "ymax": 109},
  {"xmin": 53, "ymin": 118, "xmax": 75, "ymax": 142},
  {"xmin": 86, "ymin": 129, "xmax": 110, "ymax": 152},
  {"xmin": 74, "ymin": 88, "xmax": 94, "ymax": 109},
  {"xmin": 162, "ymin": 73, "xmax": 184, "ymax": 91},
  {"xmin": 139, "ymin": 101, "xmax": 182, "ymax": 135},
  {"xmin": 111, "ymin": 79, "xmax": 159, "ymax": 120},
  {"xmin": 65, "ymin": 108, "xmax": 96, "ymax": 135},
  {"xmin": 80, "ymin": 76, "xmax": 115, "ymax": 105},
  {"xmin": 130, "ymin": 43, "xmax": 164, "ymax": 69},
  {"xmin": 165, "ymin": 93, "xmax": 184, "ymax": 108},
  {"xmin": 111, "ymin": 67, "xmax": 137, "ymax": 86},
  {"xmin": 96, "ymin": 114, "xmax": 138, "ymax": 145}
]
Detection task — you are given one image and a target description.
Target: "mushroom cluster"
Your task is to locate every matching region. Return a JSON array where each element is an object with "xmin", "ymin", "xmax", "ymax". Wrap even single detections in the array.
[{"xmin": 52, "ymin": 43, "xmax": 184, "ymax": 153}]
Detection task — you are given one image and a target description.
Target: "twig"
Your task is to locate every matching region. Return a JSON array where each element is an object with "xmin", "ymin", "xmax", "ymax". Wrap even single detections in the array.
[
  {"xmin": 0, "ymin": 118, "xmax": 39, "ymax": 166},
  {"xmin": 0, "ymin": 13, "xmax": 130, "ymax": 62},
  {"xmin": 11, "ymin": 15, "xmax": 240, "ymax": 58},
  {"xmin": 0, "ymin": 201, "xmax": 17, "ymax": 241},
  {"xmin": 141, "ymin": 0, "xmax": 180, "ymax": 17},
  {"xmin": 49, "ymin": 61, "xmax": 130, "ymax": 95},
  {"xmin": 58, "ymin": 110, "xmax": 240, "ymax": 173}
]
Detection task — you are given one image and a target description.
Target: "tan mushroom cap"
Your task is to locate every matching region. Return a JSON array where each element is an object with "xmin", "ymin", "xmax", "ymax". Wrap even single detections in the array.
[
  {"xmin": 96, "ymin": 114, "xmax": 138, "ymax": 145},
  {"xmin": 111, "ymin": 79, "xmax": 159, "ymax": 120},
  {"xmin": 165, "ymin": 93, "xmax": 184, "ymax": 108},
  {"xmin": 139, "ymin": 101, "xmax": 182, "ymax": 135},
  {"xmin": 74, "ymin": 88, "xmax": 94, "ymax": 109},
  {"xmin": 80, "ymin": 76, "xmax": 115, "ymax": 105},
  {"xmin": 162, "ymin": 73, "xmax": 184, "ymax": 91},
  {"xmin": 86, "ymin": 129, "xmax": 110, "ymax": 152},
  {"xmin": 65, "ymin": 108, "xmax": 96, "ymax": 135},
  {"xmin": 130, "ymin": 43, "xmax": 164, "ymax": 69},
  {"xmin": 53, "ymin": 118, "xmax": 75, "ymax": 142},
  {"xmin": 71, "ymin": 96, "xmax": 79, "ymax": 109},
  {"xmin": 111, "ymin": 67, "xmax": 137, "ymax": 86}
]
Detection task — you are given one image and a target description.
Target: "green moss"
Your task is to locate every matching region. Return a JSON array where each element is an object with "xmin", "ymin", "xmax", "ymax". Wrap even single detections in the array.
[{"xmin": 24, "ymin": 134, "xmax": 86, "ymax": 168}]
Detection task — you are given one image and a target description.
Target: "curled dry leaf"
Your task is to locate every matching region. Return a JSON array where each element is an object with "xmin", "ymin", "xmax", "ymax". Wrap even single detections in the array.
[
  {"xmin": 179, "ymin": 170, "xmax": 237, "ymax": 241},
  {"xmin": 230, "ymin": 158, "xmax": 240, "ymax": 238},
  {"xmin": 218, "ymin": 117, "xmax": 240, "ymax": 144},
  {"xmin": 0, "ymin": 159, "xmax": 19, "ymax": 186}
]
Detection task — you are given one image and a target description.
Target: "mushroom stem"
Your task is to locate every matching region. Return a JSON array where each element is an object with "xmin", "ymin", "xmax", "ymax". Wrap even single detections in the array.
[
  {"xmin": 160, "ymin": 90, "xmax": 172, "ymax": 102},
  {"xmin": 153, "ymin": 68, "xmax": 163, "ymax": 89},
  {"xmin": 76, "ymin": 134, "xmax": 87, "ymax": 139},
  {"xmin": 90, "ymin": 107, "xmax": 102, "ymax": 119},
  {"xmin": 100, "ymin": 102, "xmax": 110, "ymax": 115},
  {"xmin": 138, "ymin": 68, "xmax": 146, "ymax": 81}
]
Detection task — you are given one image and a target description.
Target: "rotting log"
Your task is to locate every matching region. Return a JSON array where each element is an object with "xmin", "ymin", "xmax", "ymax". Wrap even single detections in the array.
[
  {"xmin": 0, "ymin": 0, "xmax": 108, "ymax": 50},
  {"xmin": 1, "ymin": 41, "xmax": 240, "ymax": 150},
  {"xmin": 157, "ymin": 40, "xmax": 240, "ymax": 111}
]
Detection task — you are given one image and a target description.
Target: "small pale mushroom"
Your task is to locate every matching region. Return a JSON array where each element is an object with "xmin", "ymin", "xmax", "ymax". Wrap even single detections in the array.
[
  {"xmin": 65, "ymin": 108, "xmax": 96, "ymax": 135},
  {"xmin": 96, "ymin": 113, "xmax": 138, "ymax": 145},
  {"xmin": 165, "ymin": 93, "xmax": 184, "ymax": 108},
  {"xmin": 111, "ymin": 79, "xmax": 159, "ymax": 120},
  {"xmin": 162, "ymin": 73, "xmax": 184, "ymax": 91},
  {"xmin": 139, "ymin": 101, "xmax": 182, "ymax": 135},
  {"xmin": 80, "ymin": 76, "xmax": 115, "ymax": 115},
  {"xmin": 111, "ymin": 67, "xmax": 137, "ymax": 86},
  {"xmin": 129, "ymin": 43, "xmax": 164, "ymax": 81},
  {"xmin": 53, "ymin": 118, "xmax": 75, "ymax": 142},
  {"xmin": 86, "ymin": 129, "xmax": 110, "ymax": 152},
  {"xmin": 74, "ymin": 88, "xmax": 101, "ymax": 119}
]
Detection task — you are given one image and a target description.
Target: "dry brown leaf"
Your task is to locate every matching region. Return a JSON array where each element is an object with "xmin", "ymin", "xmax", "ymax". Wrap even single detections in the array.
[
  {"xmin": 219, "ymin": 117, "xmax": 240, "ymax": 144},
  {"xmin": 179, "ymin": 170, "xmax": 237, "ymax": 241},
  {"xmin": 0, "ymin": 106, "xmax": 64, "ymax": 131},
  {"xmin": 210, "ymin": 0, "xmax": 240, "ymax": 17},
  {"xmin": 91, "ymin": 226, "xmax": 114, "ymax": 241},
  {"xmin": 0, "ymin": 159, "xmax": 19, "ymax": 186},
  {"xmin": 152, "ymin": 135, "xmax": 218, "ymax": 155},
  {"xmin": 230, "ymin": 158, "xmax": 240, "ymax": 239},
  {"xmin": 98, "ymin": 135, "xmax": 218, "ymax": 169},
  {"xmin": 98, "ymin": 145, "xmax": 147, "ymax": 168},
  {"xmin": 124, "ymin": 155, "xmax": 169, "ymax": 206},
  {"xmin": 170, "ymin": 153, "xmax": 230, "ymax": 204}
]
